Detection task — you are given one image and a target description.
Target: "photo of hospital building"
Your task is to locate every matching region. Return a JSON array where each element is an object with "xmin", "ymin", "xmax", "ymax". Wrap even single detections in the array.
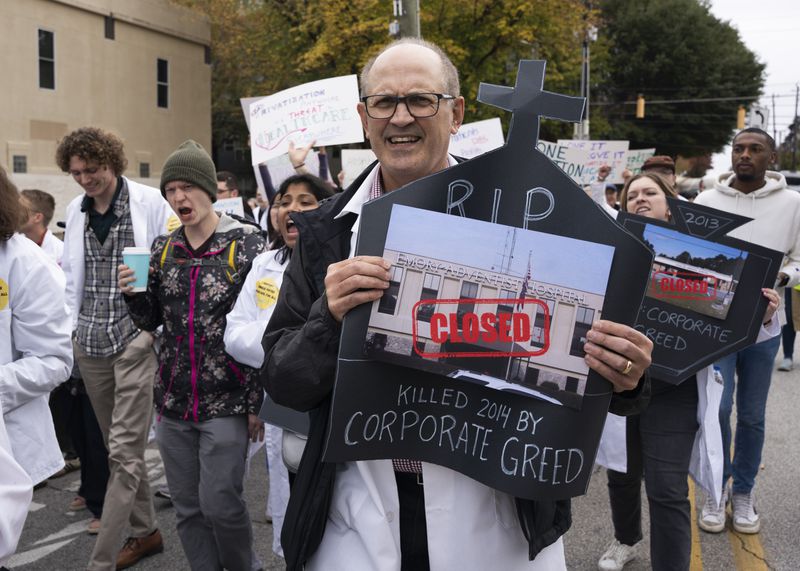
[{"xmin": 366, "ymin": 249, "xmax": 606, "ymax": 409}]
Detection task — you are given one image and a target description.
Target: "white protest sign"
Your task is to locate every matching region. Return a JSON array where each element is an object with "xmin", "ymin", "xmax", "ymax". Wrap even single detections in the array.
[
  {"xmin": 250, "ymin": 75, "xmax": 363, "ymax": 164},
  {"xmin": 213, "ymin": 197, "xmax": 245, "ymax": 218},
  {"xmin": 240, "ymin": 96, "xmax": 261, "ymax": 130},
  {"xmin": 535, "ymin": 140, "xmax": 592, "ymax": 185},
  {"xmin": 558, "ymin": 139, "xmax": 629, "ymax": 184},
  {"xmin": 448, "ymin": 118, "xmax": 505, "ymax": 159},
  {"xmin": 340, "ymin": 149, "xmax": 377, "ymax": 188},
  {"xmin": 625, "ymin": 148, "xmax": 655, "ymax": 175}
]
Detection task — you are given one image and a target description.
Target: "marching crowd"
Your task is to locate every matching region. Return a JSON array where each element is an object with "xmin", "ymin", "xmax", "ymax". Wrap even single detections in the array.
[{"xmin": 1, "ymin": 37, "xmax": 798, "ymax": 571}]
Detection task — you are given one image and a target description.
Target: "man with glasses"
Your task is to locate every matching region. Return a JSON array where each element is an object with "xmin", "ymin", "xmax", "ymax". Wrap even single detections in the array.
[
  {"xmin": 262, "ymin": 38, "xmax": 652, "ymax": 571},
  {"xmin": 57, "ymin": 127, "xmax": 171, "ymax": 569},
  {"xmin": 216, "ymin": 170, "xmax": 255, "ymax": 220}
]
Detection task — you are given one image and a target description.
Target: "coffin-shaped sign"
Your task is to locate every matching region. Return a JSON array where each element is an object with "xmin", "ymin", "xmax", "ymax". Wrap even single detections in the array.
[
  {"xmin": 323, "ymin": 61, "xmax": 654, "ymax": 500},
  {"xmin": 618, "ymin": 198, "xmax": 782, "ymax": 384}
]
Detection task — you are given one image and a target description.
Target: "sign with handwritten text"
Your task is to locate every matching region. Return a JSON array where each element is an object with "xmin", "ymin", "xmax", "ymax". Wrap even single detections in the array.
[
  {"xmin": 341, "ymin": 149, "xmax": 378, "ymax": 188},
  {"xmin": 213, "ymin": 197, "xmax": 245, "ymax": 218},
  {"xmin": 323, "ymin": 61, "xmax": 654, "ymax": 500},
  {"xmin": 448, "ymin": 117, "xmax": 505, "ymax": 159},
  {"xmin": 625, "ymin": 148, "xmax": 655, "ymax": 176},
  {"xmin": 558, "ymin": 139, "xmax": 629, "ymax": 184},
  {"xmin": 618, "ymin": 198, "xmax": 782, "ymax": 383},
  {"xmin": 250, "ymin": 75, "xmax": 364, "ymax": 165},
  {"xmin": 536, "ymin": 140, "xmax": 592, "ymax": 185}
]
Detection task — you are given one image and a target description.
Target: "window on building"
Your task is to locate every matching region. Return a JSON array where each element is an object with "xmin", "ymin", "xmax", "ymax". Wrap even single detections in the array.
[
  {"xmin": 496, "ymin": 288, "xmax": 516, "ymax": 318},
  {"xmin": 139, "ymin": 162, "xmax": 150, "ymax": 178},
  {"xmin": 204, "ymin": 45, "xmax": 211, "ymax": 65},
  {"xmin": 12, "ymin": 155, "xmax": 27, "ymax": 174},
  {"xmin": 104, "ymin": 16, "xmax": 115, "ymax": 39},
  {"xmin": 157, "ymin": 58, "xmax": 169, "ymax": 108},
  {"xmin": 378, "ymin": 266, "xmax": 403, "ymax": 315},
  {"xmin": 455, "ymin": 281, "xmax": 479, "ymax": 327},
  {"xmin": 38, "ymin": 29, "xmax": 55, "ymax": 89},
  {"xmin": 416, "ymin": 273, "xmax": 441, "ymax": 323},
  {"xmin": 531, "ymin": 299, "xmax": 556, "ymax": 348},
  {"xmin": 569, "ymin": 306, "xmax": 595, "ymax": 357}
]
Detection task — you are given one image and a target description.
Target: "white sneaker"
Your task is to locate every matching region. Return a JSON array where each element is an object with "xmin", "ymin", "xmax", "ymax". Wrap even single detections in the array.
[
  {"xmin": 598, "ymin": 539, "xmax": 639, "ymax": 571},
  {"xmin": 699, "ymin": 483, "xmax": 729, "ymax": 533},
  {"xmin": 777, "ymin": 357, "xmax": 793, "ymax": 371},
  {"xmin": 732, "ymin": 490, "xmax": 760, "ymax": 533}
]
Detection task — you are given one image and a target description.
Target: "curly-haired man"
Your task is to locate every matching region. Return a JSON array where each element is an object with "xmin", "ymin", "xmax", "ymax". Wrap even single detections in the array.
[{"xmin": 57, "ymin": 127, "xmax": 172, "ymax": 569}]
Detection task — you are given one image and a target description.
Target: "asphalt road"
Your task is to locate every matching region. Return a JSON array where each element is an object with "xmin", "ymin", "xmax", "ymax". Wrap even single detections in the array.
[{"xmin": 7, "ymin": 353, "xmax": 799, "ymax": 570}]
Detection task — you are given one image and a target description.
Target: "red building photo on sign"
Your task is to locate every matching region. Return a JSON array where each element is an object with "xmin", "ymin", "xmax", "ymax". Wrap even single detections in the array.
[{"xmin": 642, "ymin": 224, "xmax": 747, "ymax": 320}]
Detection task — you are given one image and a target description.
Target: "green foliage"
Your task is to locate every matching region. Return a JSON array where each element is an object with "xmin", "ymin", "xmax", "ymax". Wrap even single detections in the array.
[
  {"xmin": 592, "ymin": 0, "xmax": 766, "ymax": 157},
  {"xmin": 172, "ymin": 0, "xmax": 765, "ymax": 162},
  {"xmin": 171, "ymin": 0, "xmax": 589, "ymax": 151}
]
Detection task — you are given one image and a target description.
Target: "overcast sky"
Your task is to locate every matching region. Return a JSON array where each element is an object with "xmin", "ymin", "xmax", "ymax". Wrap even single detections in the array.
[
  {"xmin": 384, "ymin": 205, "xmax": 614, "ymax": 294},
  {"xmin": 644, "ymin": 224, "xmax": 746, "ymax": 260},
  {"xmin": 708, "ymin": 0, "xmax": 800, "ymax": 174}
]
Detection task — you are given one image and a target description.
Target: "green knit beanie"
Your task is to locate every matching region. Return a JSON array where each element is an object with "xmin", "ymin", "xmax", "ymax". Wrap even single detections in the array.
[{"xmin": 160, "ymin": 140, "xmax": 217, "ymax": 202}]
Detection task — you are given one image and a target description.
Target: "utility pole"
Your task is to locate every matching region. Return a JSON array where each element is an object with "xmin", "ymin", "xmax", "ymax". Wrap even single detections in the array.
[
  {"xmin": 793, "ymin": 85, "xmax": 798, "ymax": 171},
  {"xmin": 573, "ymin": 2, "xmax": 596, "ymax": 140},
  {"xmin": 772, "ymin": 93, "xmax": 777, "ymax": 142},
  {"xmin": 389, "ymin": 0, "xmax": 420, "ymax": 38}
]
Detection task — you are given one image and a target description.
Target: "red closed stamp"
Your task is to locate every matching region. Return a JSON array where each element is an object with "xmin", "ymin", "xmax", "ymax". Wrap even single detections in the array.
[
  {"xmin": 650, "ymin": 270, "xmax": 718, "ymax": 300},
  {"xmin": 411, "ymin": 298, "xmax": 550, "ymax": 359}
]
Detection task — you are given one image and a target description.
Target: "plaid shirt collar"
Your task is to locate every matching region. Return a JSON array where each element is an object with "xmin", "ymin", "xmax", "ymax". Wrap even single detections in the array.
[{"xmin": 80, "ymin": 177, "xmax": 124, "ymax": 213}]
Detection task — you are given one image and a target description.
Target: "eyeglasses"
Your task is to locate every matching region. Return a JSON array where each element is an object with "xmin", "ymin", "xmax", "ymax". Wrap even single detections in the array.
[{"xmin": 360, "ymin": 92, "xmax": 456, "ymax": 119}]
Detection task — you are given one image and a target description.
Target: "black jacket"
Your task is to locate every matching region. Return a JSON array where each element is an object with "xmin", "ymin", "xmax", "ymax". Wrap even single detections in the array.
[{"xmin": 261, "ymin": 165, "xmax": 650, "ymax": 570}]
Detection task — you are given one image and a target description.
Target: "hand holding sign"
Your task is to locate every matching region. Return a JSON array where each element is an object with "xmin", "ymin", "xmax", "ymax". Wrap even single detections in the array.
[
  {"xmin": 761, "ymin": 288, "xmax": 779, "ymax": 324},
  {"xmin": 583, "ymin": 320, "xmax": 653, "ymax": 392},
  {"xmin": 325, "ymin": 256, "xmax": 391, "ymax": 322}
]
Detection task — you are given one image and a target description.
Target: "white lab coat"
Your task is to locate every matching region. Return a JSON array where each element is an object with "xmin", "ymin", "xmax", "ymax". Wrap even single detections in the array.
[
  {"xmin": 225, "ymin": 249, "xmax": 288, "ymax": 368},
  {"xmin": 307, "ymin": 460, "xmax": 565, "ymax": 571},
  {"xmin": 62, "ymin": 177, "xmax": 172, "ymax": 329},
  {"xmin": 0, "ymin": 234, "xmax": 73, "ymax": 484},
  {"xmin": 597, "ymin": 319, "xmax": 780, "ymax": 505},
  {"xmin": 0, "ymin": 412, "xmax": 33, "ymax": 564},
  {"xmin": 225, "ymin": 248, "xmax": 291, "ymax": 557},
  {"xmin": 40, "ymin": 230, "xmax": 64, "ymax": 265}
]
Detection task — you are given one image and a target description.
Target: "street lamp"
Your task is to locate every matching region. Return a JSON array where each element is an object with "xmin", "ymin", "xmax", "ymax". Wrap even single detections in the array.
[{"xmin": 575, "ymin": 23, "xmax": 597, "ymax": 140}]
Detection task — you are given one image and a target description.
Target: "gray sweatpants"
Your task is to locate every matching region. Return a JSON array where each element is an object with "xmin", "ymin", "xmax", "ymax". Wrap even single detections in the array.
[{"xmin": 156, "ymin": 414, "xmax": 258, "ymax": 571}]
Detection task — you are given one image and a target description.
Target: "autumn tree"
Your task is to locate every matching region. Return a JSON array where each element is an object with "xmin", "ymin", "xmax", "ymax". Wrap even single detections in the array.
[
  {"xmin": 172, "ymin": 0, "xmax": 590, "ymax": 157},
  {"xmin": 591, "ymin": 0, "xmax": 766, "ymax": 157}
]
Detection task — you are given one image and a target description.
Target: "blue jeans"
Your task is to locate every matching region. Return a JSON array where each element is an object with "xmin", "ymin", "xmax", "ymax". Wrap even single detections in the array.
[{"xmin": 716, "ymin": 334, "xmax": 780, "ymax": 494}]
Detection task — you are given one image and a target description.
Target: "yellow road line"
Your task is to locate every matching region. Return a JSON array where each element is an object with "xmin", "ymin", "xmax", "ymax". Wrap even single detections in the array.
[
  {"xmin": 688, "ymin": 478, "xmax": 704, "ymax": 571},
  {"xmin": 728, "ymin": 517, "xmax": 769, "ymax": 570},
  {"xmin": 690, "ymin": 478, "xmax": 769, "ymax": 570}
]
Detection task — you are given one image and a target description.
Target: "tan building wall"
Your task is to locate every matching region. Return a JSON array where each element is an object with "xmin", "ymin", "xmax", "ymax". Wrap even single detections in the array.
[{"xmin": 1, "ymin": 0, "xmax": 211, "ymax": 226}]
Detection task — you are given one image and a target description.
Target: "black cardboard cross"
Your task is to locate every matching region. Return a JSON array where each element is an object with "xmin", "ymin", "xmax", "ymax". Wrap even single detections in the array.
[{"xmin": 478, "ymin": 60, "xmax": 585, "ymax": 151}]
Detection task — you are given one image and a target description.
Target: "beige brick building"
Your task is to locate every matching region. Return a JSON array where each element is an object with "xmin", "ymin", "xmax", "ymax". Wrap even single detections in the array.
[{"xmin": 1, "ymin": 0, "xmax": 211, "ymax": 227}]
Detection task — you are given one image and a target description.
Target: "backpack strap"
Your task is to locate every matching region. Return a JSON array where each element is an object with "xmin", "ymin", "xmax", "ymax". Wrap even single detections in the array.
[
  {"xmin": 159, "ymin": 234, "xmax": 242, "ymax": 284},
  {"xmin": 159, "ymin": 236, "xmax": 174, "ymax": 269},
  {"xmin": 224, "ymin": 239, "xmax": 241, "ymax": 284}
]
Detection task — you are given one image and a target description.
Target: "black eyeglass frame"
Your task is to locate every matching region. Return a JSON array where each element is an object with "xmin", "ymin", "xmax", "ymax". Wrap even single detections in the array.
[{"xmin": 360, "ymin": 92, "xmax": 457, "ymax": 119}]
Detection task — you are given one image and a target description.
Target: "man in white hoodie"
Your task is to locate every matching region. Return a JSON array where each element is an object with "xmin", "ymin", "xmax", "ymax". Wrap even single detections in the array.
[{"xmin": 694, "ymin": 127, "xmax": 800, "ymax": 534}]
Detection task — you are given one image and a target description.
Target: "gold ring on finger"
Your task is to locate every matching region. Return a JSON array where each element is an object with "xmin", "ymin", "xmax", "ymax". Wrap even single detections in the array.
[{"xmin": 620, "ymin": 360, "xmax": 633, "ymax": 375}]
